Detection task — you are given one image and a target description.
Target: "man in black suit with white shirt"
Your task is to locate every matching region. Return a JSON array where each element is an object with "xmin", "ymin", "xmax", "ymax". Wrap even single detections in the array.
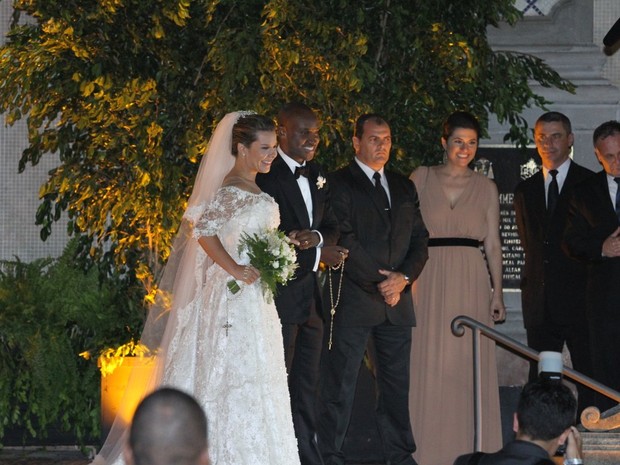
[
  {"xmin": 564, "ymin": 119, "xmax": 620, "ymax": 412},
  {"xmin": 256, "ymin": 102, "xmax": 344, "ymax": 465},
  {"xmin": 513, "ymin": 112, "xmax": 594, "ymax": 414},
  {"xmin": 316, "ymin": 114, "xmax": 428, "ymax": 465}
]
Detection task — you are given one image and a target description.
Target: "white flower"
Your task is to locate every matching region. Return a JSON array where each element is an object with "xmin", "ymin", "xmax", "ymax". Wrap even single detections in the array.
[
  {"xmin": 229, "ymin": 228, "xmax": 298, "ymax": 299},
  {"xmin": 316, "ymin": 175, "xmax": 326, "ymax": 189}
]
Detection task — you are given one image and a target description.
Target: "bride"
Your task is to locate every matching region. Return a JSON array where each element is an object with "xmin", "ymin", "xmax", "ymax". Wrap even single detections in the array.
[{"xmin": 93, "ymin": 112, "xmax": 301, "ymax": 465}]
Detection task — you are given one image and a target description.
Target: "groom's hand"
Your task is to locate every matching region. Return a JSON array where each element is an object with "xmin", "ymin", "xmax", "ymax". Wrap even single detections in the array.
[{"xmin": 289, "ymin": 230, "xmax": 320, "ymax": 250}]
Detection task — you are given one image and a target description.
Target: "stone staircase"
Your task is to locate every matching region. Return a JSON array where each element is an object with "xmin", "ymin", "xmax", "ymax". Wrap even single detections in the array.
[
  {"xmin": 580, "ymin": 404, "xmax": 620, "ymax": 464},
  {"xmin": 583, "ymin": 431, "xmax": 620, "ymax": 464}
]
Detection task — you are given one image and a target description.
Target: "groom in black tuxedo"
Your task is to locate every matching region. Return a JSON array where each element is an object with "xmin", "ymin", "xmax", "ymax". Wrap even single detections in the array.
[
  {"xmin": 317, "ymin": 114, "xmax": 428, "ymax": 465},
  {"xmin": 256, "ymin": 102, "xmax": 342, "ymax": 465}
]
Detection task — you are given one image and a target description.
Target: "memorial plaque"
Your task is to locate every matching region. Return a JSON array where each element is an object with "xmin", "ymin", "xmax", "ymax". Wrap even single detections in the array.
[{"xmin": 475, "ymin": 147, "xmax": 541, "ymax": 290}]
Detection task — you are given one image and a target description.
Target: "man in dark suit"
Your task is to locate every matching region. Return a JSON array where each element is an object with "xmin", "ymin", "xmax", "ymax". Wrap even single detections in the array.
[
  {"xmin": 513, "ymin": 111, "xmax": 594, "ymax": 414},
  {"xmin": 256, "ymin": 102, "xmax": 344, "ymax": 465},
  {"xmin": 316, "ymin": 114, "xmax": 428, "ymax": 465},
  {"xmin": 453, "ymin": 379, "xmax": 583, "ymax": 465},
  {"xmin": 564, "ymin": 120, "xmax": 620, "ymax": 412}
]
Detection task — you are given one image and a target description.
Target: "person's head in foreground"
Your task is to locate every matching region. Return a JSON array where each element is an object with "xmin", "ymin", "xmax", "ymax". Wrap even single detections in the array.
[{"xmin": 124, "ymin": 387, "xmax": 209, "ymax": 465}]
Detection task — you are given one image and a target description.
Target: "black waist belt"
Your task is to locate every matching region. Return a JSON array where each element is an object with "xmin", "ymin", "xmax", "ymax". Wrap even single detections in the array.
[{"xmin": 428, "ymin": 238, "xmax": 481, "ymax": 248}]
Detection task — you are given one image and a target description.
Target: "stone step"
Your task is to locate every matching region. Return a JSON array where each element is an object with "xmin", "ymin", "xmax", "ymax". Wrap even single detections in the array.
[{"xmin": 582, "ymin": 431, "xmax": 620, "ymax": 465}]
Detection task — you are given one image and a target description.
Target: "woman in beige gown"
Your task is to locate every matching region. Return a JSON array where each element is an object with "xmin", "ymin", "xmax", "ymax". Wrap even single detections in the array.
[{"xmin": 409, "ymin": 111, "xmax": 506, "ymax": 465}]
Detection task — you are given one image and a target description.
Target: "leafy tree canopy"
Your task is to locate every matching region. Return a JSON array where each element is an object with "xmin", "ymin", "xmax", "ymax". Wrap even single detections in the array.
[{"xmin": 0, "ymin": 0, "xmax": 574, "ymax": 286}]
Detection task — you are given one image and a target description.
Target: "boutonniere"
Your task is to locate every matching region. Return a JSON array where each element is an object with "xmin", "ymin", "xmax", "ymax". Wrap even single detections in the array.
[{"xmin": 316, "ymin": 175, "xmax": 326, "ymax": 189}]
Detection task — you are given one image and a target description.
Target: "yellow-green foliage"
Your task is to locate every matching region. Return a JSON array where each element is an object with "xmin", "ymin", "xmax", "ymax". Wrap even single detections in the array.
[{"xmin": 0, "ymin": 0, "xmax": 574, "ymax": 288}]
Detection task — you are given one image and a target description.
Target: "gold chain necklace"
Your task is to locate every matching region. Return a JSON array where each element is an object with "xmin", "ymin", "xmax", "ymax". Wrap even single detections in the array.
[{"xmin": 327, "ymin": 257, "xmax": 345, "ymax": 350}]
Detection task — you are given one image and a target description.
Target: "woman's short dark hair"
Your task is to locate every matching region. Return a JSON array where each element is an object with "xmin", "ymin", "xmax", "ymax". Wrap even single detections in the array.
[
  {"xmin": 231, "ymin": 114, "xmax": 275, "ymax": 156},
  {"xmin": 442, "ymin": 111, "xmax": 481, "ymax": 140}
]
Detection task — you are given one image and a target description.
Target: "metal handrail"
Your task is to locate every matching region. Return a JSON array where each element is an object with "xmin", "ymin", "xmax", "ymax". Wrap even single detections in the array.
[{"xmin": 451, "ymin": 314, "xmax": 620, "ymax": 451}]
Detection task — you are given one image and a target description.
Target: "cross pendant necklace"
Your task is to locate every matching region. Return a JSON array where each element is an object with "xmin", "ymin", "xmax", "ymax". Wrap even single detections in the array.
[
  {"xmin": 327, "ymin": 257, "xmax": 345, "ymax": 351},
  {"xmin": 223, "ymin": 297, "xmax": 232, "ymax": 336}
]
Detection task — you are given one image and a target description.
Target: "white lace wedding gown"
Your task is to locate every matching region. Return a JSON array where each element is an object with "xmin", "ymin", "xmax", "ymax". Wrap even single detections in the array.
[{"xmin": 161, "ymin": 185, "xmax": 300, "ymax": 465}]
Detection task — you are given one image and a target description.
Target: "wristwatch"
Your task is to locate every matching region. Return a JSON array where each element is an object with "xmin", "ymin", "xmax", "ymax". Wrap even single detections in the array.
[
  {"xmin": 403, "ymin": 274, "xmax": 412, "ymax": 285},
  {"xmin": 564, "ymin": 458, "xmax": 583, "ymax": 465}
]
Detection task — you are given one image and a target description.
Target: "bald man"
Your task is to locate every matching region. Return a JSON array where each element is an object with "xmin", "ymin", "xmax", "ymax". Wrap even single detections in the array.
[{"xmin": 124, "ymin": 387, "xmax": 209, "ymax": 465}]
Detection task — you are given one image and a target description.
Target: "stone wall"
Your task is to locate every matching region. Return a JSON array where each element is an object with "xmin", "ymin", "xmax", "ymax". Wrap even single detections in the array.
[{"xmin": 0, "ymin": 3, "xmax": 69, "ymax": 263}]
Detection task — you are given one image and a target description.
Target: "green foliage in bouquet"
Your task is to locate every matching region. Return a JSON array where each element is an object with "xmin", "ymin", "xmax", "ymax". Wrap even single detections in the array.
[{"xmin": 228, "ymin": 229, "xmax": 298, "ymax": 302}]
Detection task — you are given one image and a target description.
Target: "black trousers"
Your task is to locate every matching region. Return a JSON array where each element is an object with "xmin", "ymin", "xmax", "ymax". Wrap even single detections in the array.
[
  {"xmin": 282, "ymin": 298, "xmax": 324, "ymax": 465},
  {"xmin": 526, "ymin": 322, "xmax": 596, "ymax": 416},
  {"xmin": 317, "ymin": 321, "xmax": 417, "ymax": 465},
  {"xmin": 587, "ymin": 316, "xmax": 620, "ymax": 413}
]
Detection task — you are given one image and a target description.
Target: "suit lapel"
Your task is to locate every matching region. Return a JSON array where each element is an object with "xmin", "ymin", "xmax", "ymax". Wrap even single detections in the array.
[
  {"xmin": 273, "ymin": 157, "xmax": 312, "ymax": 229},
  {"xmin": 594, "ymin": 171, "xmax": 618, "ymax": 222},
  {"xmin": 563, "ymin": 163, "xmax": 580, "ymax": 194},
  {"xmin": 349, "ymin": 162, "xmax": 391, "ymax": 225},
  {"xmin": 308, "ymin": 163, "xmax": 320, "ymax": 229},
  {"xmin": 528, "ymin": 172, "xmax": 547, "ymax": 230}
]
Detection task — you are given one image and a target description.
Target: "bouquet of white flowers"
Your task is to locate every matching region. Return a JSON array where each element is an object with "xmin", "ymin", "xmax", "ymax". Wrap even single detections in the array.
[{"xmin": 227, "ymin": 228, "xmax": 298, "ymax": 302}]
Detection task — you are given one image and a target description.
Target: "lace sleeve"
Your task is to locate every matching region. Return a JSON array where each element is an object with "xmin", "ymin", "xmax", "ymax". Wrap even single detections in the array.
[{"xmin": 192, "ymin": 188, "xmax": 247, "ymax": 238}]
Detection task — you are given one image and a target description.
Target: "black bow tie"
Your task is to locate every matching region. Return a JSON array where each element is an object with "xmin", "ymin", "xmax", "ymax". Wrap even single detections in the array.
[{"xmin": 295, "ymin": 165, "xmax": 310, "ymax": 179}]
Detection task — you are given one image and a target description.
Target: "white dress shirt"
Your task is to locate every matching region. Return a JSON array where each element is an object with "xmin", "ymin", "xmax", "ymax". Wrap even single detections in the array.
[
  {"xmin": 543, "ymin": 157, "xmax": 571, "ymax": 205},
  {"xmin": 354, "ymin": 156, "xmax": 391, "ymax": 205},
  {"xmin": 278, "ymin": 148, "xmax": 323, "ymax": 271}
]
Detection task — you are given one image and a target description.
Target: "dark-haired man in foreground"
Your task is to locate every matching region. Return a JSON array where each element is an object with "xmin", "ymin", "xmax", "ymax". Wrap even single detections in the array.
[{"xmin": 453, "ymin": 379, "xmax": 583, "ymax": 465}]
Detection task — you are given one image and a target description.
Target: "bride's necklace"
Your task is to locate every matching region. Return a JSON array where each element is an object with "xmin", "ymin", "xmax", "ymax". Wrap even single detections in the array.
[
  {"xmin": 226, "ymin": 174, "xmax": 255, "ymax": 183},
  {"xmin": 327, "ymin": 256, "xmax": 345, "ymax": 351}
]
